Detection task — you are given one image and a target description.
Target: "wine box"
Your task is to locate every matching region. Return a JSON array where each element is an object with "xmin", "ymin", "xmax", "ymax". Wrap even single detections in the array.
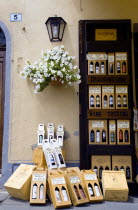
[
  {"xmin": 4, "ymin": 164, "xmax": 36, "ymax": 200},
  {"xmin": 89, "ymin": 85, "xmax": 101, "ymax": 109},
  {"xmin": 102, "ymin": 170, "xmax": 129, "ymax": 201},
  {"xmin": 47, "ymin": 169, "xmax": 72, "ymax": 209},
  {"xmin": 108, "ymin": 53, "xmax": 115, "ymax": 75},
  {"xmin": 89, "ymin": 120, "xmax": 108, "ymax": 144},
  {"xmin": 81, "ymin": 170, "xmax": 103, "ymax": 202},
  {"xmin": 30, "ymin": 169, "xmax": 47, "ymax": 204},
  {"xmin": 117, "ymin": 120, "xmax": 130, "ymax": 145},
  {"xmin": 115, "ymin": 52, "xmax": 128, "ymax": 75},
  {"xmin": 91, "ymin": 155, "xmax": 111, "ymax": 181},
  {"xmin": 102, "ymin": 85, "xmax": 115, "ymax": 109},
  {"xmin": 87, "ymin": 52, "xmax": 107, "ymax": 75},
  {"xmin": 115, "ymin": 85, "xmax": 128, "ymax": 109},
  {"xmin": 112, "ymin": 155, "xmax": 132, "ymax": 182},
  {"xmin": 109, "ymin": 120, "xmax": 116, "ymax": 145},
  {"xmin": 33, "ymin": 147, "xmax": 47, "ymax": 169},
  {"xmin": 64, "ymin": 169, "xmax": 89, "ymax": 206}
]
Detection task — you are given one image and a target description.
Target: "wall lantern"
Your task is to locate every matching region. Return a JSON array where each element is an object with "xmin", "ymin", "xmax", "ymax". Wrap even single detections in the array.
[{"xmin": 45, "ymin": 15, "xmax": 66, "ymax": 42}]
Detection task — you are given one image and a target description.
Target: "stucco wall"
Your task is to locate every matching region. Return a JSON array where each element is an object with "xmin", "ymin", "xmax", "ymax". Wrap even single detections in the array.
[{"xmin": 0, "ymin": 0, "xmax": 138, "ymax": 168}]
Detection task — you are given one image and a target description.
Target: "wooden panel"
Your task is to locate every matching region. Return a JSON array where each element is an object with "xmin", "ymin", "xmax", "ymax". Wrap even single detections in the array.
[{"xmin": 87, "ymin": 75, "xmax": 130, "ymax": 84}]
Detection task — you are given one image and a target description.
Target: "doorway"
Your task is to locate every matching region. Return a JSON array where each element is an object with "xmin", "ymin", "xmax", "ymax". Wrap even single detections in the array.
[{"xmin": 0, "ymin": 27, "xmax": 6, "ymax": 170}]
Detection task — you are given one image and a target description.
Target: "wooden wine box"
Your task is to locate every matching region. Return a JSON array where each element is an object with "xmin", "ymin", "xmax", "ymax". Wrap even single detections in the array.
[
  {"xmin": 115, "ymin": 52, "xmax": 128, "ymax": 75},
  {"xmin": 117, "ymin": 120, "xmax": 130, "ymax": 145},
  {"xmin": 108, "ymin": 53, "xmax": 115, "ymax": 75},
  {"xmin": 33, "ymin": 147, "xmax": 47, "ymax": 169},
  {"xmin": 64, "ymin": 169, "xmax": 89, "ymax": 206},
  {"xmin": 109, "ymin": 120, "xmax": 116, "ymax": 144},
  {"xmin": 115, "ymin": 85, "xmax": 128, "ymax": 109},
  {"xmin": 30, "ymin": 169, "xmax": 47, "ymax": 204},
  {"xmin": 112, "ymin": 155, "xmax": 132, "ymax": 182},
  {"xmin": 81, "ymin": 170, "xmax": 103, "ymax": 202},
  {"xmin": 89, "ymin": 120, "xmax": 108, "ymax": 144},
  {"xmin": 87, "ymin": 52, "xmax": 107, "ymax": 75},
  {"xmin": 102, "ymin": 85, "xmax": 115, "ymax": 109},
  {"xmin": 4, "ymin": 164, "xmax": 36, "ymax": 200},
  {"xmin": 91, "ymin": 155, "xmax": 111, "ymax": 180},
  {"xmin": 102, "ymin": 170, "xmax": 129, "ymax": 201},
  {"xmin": 47, "ymin": 169, "xmax": 72, "ymax": 209},
  {"xmin": 89, "ymin": 85, "xmax": 101, "ymax": 109}
]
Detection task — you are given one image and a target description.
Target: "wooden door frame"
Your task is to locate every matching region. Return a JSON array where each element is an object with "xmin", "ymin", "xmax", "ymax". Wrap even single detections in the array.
[{"xmin": 0, "ymin": 51, "xmax": 5, "ymax": 170}]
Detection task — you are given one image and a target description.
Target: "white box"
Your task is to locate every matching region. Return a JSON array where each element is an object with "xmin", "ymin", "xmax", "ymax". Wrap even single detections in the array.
[
  {"xmin": 43, "ymin": 140, "xmax": 57, "ymax": 169},
  {"xmin": 37, "ymin": 124, "xmax": 45, "ymax": 146},
  {"xmin": 47, "ymin": 123, "xmax": 54, "ymax": 140},
  {"xmin": 57, "ymin": 125, "xmax": 64, "ymax": 147},
  {"xmin": 53, "ymin": 144, "xmax": 66, "ymax": 168}
]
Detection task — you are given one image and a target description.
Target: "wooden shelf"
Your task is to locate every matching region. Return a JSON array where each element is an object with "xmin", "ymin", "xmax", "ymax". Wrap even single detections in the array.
[
  {"xmin": 88, "ymin": 109, "xmax": 132, "ymax": 119},
  {"xmin": 87, "ymin": 75, "xmax": 130, "ymax": 85}
]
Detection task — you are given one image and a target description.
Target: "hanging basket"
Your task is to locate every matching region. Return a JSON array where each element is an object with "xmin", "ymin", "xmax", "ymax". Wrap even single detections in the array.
[{"xmin": 50, "ymin": 78, "xmax": 62, "ymax": 87}]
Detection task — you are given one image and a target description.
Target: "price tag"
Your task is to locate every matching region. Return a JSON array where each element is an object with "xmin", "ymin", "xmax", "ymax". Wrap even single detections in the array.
[
  {"xmin": 70, "ymin": 176, "xmax": 80, "ymax": 184},
  {"xmin": 92, "ymin": 121, "xmax": 104, "ymax": 128},
  {"xmin": 103, "ymin": 87, "xmax": 114, "ymax": 93},
  {"xmin": 84, "ymin": 174, "xmax": 97, "ymax": 180},
  {"xmin": 118, "ymin": 122, "xmax": 129, "ymax": 128},
  {"xmin": 108, "ymin": 55, "xmax": 114, "ymax": 62},
  {"xmin": 116, "ymin": 87, "xmax": 127, "ymax": 93},
  {"xmin": 109, "ymin": 124, "xmax": 116, "ymax": 131},
  {"xmin": 51, "ymin": 177, "xmax": 65, "ymax": 185},
  {"xmin": 87, "ymin": 54, "xmax": 107, "ymax": 60},
  {"xmin": 89, "ymin": 87, "xmax": 101, "ymax": 94},
  {"xmin": 116, "ymin": 53, "xmax": 127, "ymax": 61},
  {"xmin": 33, "ymin": 174, "xmax": 46, "ymax": 182}
]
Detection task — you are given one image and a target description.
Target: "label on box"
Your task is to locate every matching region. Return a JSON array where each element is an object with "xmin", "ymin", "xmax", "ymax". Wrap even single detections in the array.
[
  {"xmin": 92, "ymin": 121, "xmax": 104, "ymax": 128},
  {"xmin": 103, "ymin": 87, "xmax": 114, "ymax": 93},
  {"xmin": 87, "ymin": 54, "xmax": 107, "ymax": 60},
  {"xmin": 116, "ymin": 87, "xmax": 127, "ymax": 93},
  {"xmin": 33, "ymin": 174, "xmax": 46, "ymax": 181},
  {"xmin": 108, "ymin": 55, "xmax": 114, "ymax": 62},
  {"xmin": 70, "ymin": 176, "xmax": 80, "ymax": 184},
  {"xmin": 51, "ymin": 177, "xmax": 66, "ymax": 185},
  {"xmin": 89, "ymin": 87, "xmax": 101, "ymax": 94},
  {"xmin": 109, "ymin": 124, "xmax": 116, "ymax": 131},
  {"xmin": 84, "ymin": 174, "xmax": 97, "ymax": 181},
  {"xmin": 118, "ymin": 122, "xmax": 129, "ymax": 128},
  {"xmin": 116, "ymin": 53, "xmax": 127, "ymax": 61}
]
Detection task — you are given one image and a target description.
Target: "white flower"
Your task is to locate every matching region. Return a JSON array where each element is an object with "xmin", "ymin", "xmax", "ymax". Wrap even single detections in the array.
[
  {"xmin": 36, "ymin": 84, "xmax": 40, "ymax": 90},
  {"xmin": 73, "ymin": 65, "xmax": 77, "ymax": 69}
]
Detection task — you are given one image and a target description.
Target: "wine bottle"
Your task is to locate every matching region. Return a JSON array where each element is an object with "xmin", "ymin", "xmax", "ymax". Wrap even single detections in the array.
[
  {"xmin": 90, "ymin": 95, "xmax": 94, "ymax": 107},
  {"xmin": 96, "ymin": 130, "xmax": 100, "ymax": 142},
  {"xmin": 124, "ymin": 130, "xmax": 129, "ymax": 142},
  {"xmin": 103, "ymin": 95, "xmax": 107, "ymax": 108},
  {"xmin": 90, "ymin": 130, "xmax": 95, "ymax": 142},
  {"xmin": 55, "ymin": 187, "xmax": 62, "ymax": 202},
  {"xmin": 105, "ymin": 166, "xmax": 109, "ymax": 170},
  {"xmin": 122, "ymin": 61, "xmax": 126, "ymax": 73},
  {"xmin": 58, "ymin": 153, "xmax": 64, "ymax": 164},
  {"xmin": 95, "ymin": 62, "xmax": 99, "ymax": 74},
  {"xmin": 49, "ymin": 154, "xmax": 56, "ymax": 165},
  {"xmin": 32, "ymin": 183, "xmax": 37, "ymax": 199},
  {"xmin": 39, "ymin": 135, "xmax": 43, "ymax": 144},
  {"xmin": 96, "ymin": 95, "xmax": 100, "ymax": 107},
  {"xmin": 101, "ymin": 61, "xmax": 105, "ymax": 74},
  {"xmin": 120, "ymin": 166, "xmax": 125, "ymax": 171},
  {"xmin": 117, "ymin": 95, "xmax": 121, "ymax": 107},
  {"xmin": 119, "ymin": 130, "xmax": 123, "ymax": 142},
  {"xmin": 111, "ymin": 132, "xmax": 115, "ymax": 142},
  {"xmin": 61, "ymin": 186, "xmax": 68, "ymax": 201},
  {"xmin": 117, "ymin": 61, "xmax": 121, "ymax": 73},
  {"xmin": 114, "ymin": 166, "xmax": 118, "ymax": 171},
  {"xmin": 93, "ymin": 166, "xmax": 98, "ymax": 177},
  {"xmin": 123, "ymin": 95, "xmax": 127, "ymax": 107},
  {"xmin": 88, "ymin": 183, "xmax": 94, "ymax": 197},
  {"xmin": 126, "ymin": 166, "xmax": 131, "ymax": 179},
  {"xmin": 39, "ymin": 184, "xmax": 44, "ymax": 199},
  {"xmin": 102, "ymin": 130, "xmax": 106, "ymax": 142},
  {"xmin": 109, "ymin": 95, "xmax": 113, "ymax": 107},
  {"xmin": 90, "ymin": 61, "xmax": 94, "ymax": 73},
  {"xmin": 79, "ymin": 184, "xmax": 86, "ymax": 199},
  {"xmin": 99, "ymin": 166, "xmax": 103, "ymax": 179},
  {"xmin": 74, "ymin": 185, "xmax": 81, "ymax": 200},
  {"xmin": 109, "ymin": 63, "xmax": 113, "ymax": 74},
  {"xmin": 94, "ymin": 183, "xmax": 100, "ymax": 196}
]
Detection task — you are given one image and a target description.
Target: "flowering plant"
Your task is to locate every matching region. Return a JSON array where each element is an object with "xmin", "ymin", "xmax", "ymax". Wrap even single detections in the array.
[{"xmin": 20, "ymin": 45, "xmax": 81, "ymax": 93}]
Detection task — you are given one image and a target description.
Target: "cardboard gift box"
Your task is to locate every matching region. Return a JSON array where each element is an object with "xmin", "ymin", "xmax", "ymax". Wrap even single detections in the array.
[
  {"xmin": 4, "ymin": 164, "xmax": 36, "ymax": 200},
  {"xmin": 65, "ymin": 169, "xmax": 89, "ymax": 206},
  {"xmin": 109, "ymin": 120, "xmax": 116, "ymax": 144},
  {"xmin": 102, "ymin": 170, "xmax": 129, "ymax": 201},
  {"xmin": 115, "ymin": 85, "xmax": 128, "ymax": 109},
  {"xmin": 30, "ymin": 169, "xmax": 47, "ymax": 204},
  {"xmin": 81, "ymin": 170, "xmax": 103, "ymax": 202},
  {"xmin": 102, "ymin": 85, "xmax": 115, "ymax": 109},
  {"xmin": 89, "ymin": 85, "xmax": 101, "ymax": 109},
  {"xmin": 33, "ymin": 147, "xmax": 47, "ymax": 169},
  {"xmin": 117, "ymin": 120, "xmax": 130, "ymax": 145},
  {"xmin": 47, "ymin": 169, "xmax": 72, "ymax": 209},
  {"xmin": 108, "ymin": 53, "xmax": 115, "ymax": 75},
  {"xmin": 115, "ymin": 52, "xmax": 128, "ymax": 75}
]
